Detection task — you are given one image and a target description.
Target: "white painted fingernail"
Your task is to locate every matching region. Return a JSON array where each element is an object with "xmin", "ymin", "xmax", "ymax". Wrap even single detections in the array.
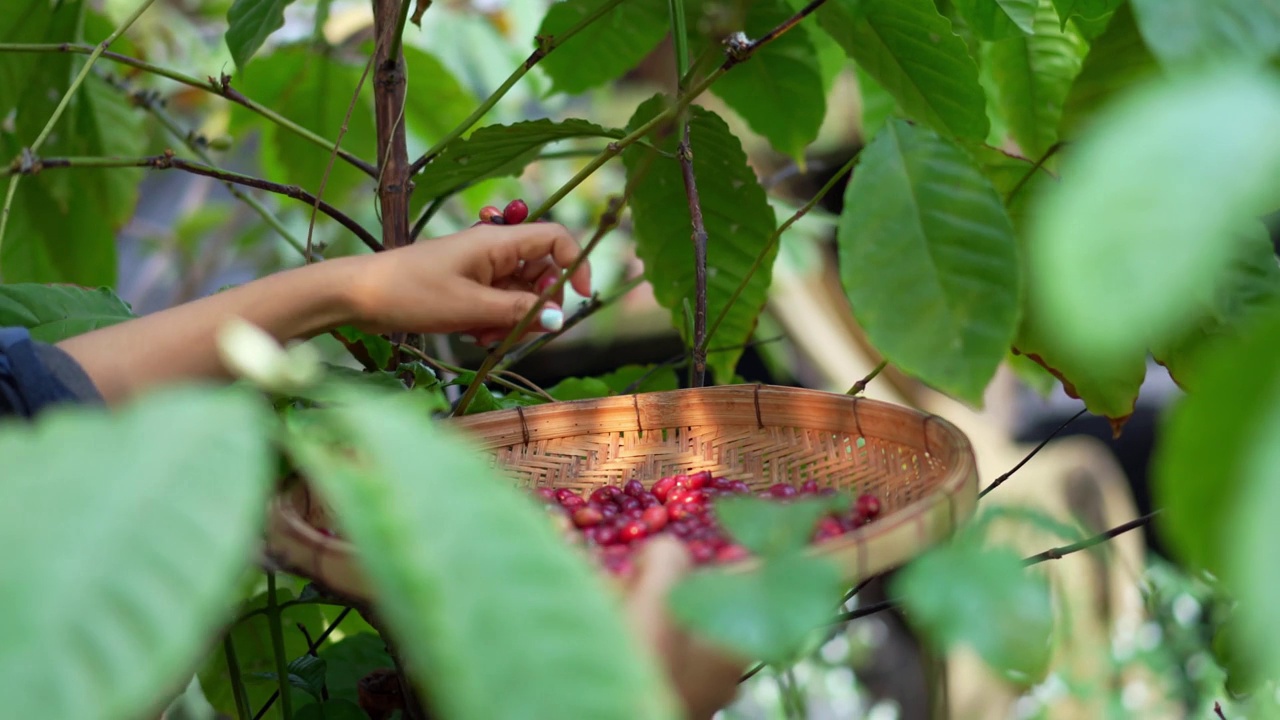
[
  {"xmin": 539, "ymin": 307, "xmax": 564, "ymax": 332},
  {"xmin": 459, "ymin": 334, "xmax": 477, "ymax": 344}
]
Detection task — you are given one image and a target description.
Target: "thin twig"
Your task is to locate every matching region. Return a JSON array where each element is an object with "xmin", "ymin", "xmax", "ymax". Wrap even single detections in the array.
[
  {"xmin": 726, "ymin": 0, "xmax": 830, "ymax": 69},
  {"xmin": 847, "ymin": 360, "xmax": 887, "ymax": 395},
  {"xmin": 252, "ymin": 607, "xmax": 352, "ymax": 720},
  {"xmin": 979, "ymin": 408, "xmax": 1088, "ymax": 498},
  {"xmin": 0, "ymin": 44, "xmax": 377, "ymax": 176},
  {"xmin": 1005, "ymin": 142, "xmax": 1064, "ymax": 204},
  {"xmin": 0, "ymin": 0, "xmax": 158, "ymax": 278},
  {"xmin": 396, "ymin": 342, "xmax": 553, "ymax": 400},
  {"xmin": 1215, "ymin": 702, "xmax": 1228, "ymax": 720},
  {"xmin": 5, "ymin": 151, "xmax": 384, "ymax": 253},
  {"xmin": 495, "ymin": 275, "xmax": 645, "ymax": 370},
  {"xmin": 407, "ymin": 0, "xmax": 627, "ymax": 175},
  {"xmin": 224, "ymin": 636, "xmax": 253, "ymax": 720},
  {"xmin": 409, "ymin": 191, "xmax": 452, "ymax": 241},
  {"xmin": 308, "ymin": 54, "xmax": 375, "ymax": 262},
  {"xmin": 827, "ymin": 512, "xmax": 1155, "ymax": 625},
  {"xmin": 265, "ymin": 574, "xmax": 293, "ymax": 719},
  {"xmin": 702, "ymin": 150, "xmax": 860, "ymax": 350},
  {"xmin": 103, "ymin": 75, "xmax": 313, "ymax": 259},
  {"xmin": 677, "ymin": 126, "xmax": 709, "ymax": 387}
]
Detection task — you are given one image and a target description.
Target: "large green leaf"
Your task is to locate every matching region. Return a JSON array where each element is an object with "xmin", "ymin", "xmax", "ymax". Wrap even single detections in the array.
[
  {"xmin": 318, "ymin": 633, "xmax": 394, "ymax": 708},
  {"xmin": 1059, "ymin": 3, "xmax": 1161, "ymax": 138},
  {"xmin": 0, "ymin": 387, "xmax": 274, "ymax": 719},
  {"xmin": 855, "ymin": 64, "xmax": 900, "ymax": 141},
  {"xmin": 225, "ymin": 0, "xmax": 298, "ymax": 71},
  {"xmin": 983, "ymin": 0, "xmax": 1086, "ymax": 158},
  {"xmin": 953, "ymin": 0, "xmax": 1038, "ymax": 39},
  {"xmin": 837, "ymin": 118, "xmax": 1020, "ymax": 405},
  {"xmin": 817, "ymin": 0, "xmax": 990, "ymax": 141},
  {"xmin": 892, "ymin": 534, "xmax": 1053, "ymax": 681},
  {"xmin": 414, "ymin": 119, "xmax": 622, "ymax": 201},
  {"xmin": 714, "ymin": 496, "xmax": 844, "ymax": 558},
  {"xmin": 0, "ymin": 283, "xmax": 136, "ymax": 343},
  {"xmin": 1012, "ymin": 310, "xmax": 1147, "ymax": 421},
  {"xmin": 1023, "ymin": 69, "xmax": 1280, "ymax": 375},
  {"xmin": 229, "ymin": 46, "xmax": 376, "ymax": 208},
  {"xmin": 536, "ymin": 0, "xmax": 668, "ymax": 96},
  {"xmin": 669, "ymin": 553, "xmax": 843, "ymax": 665},
  {"xmin": 1130, "ymin": 0, "xmax": 1280, "ymax": 70},
  {"xmin": 285, "ymin": 394, "xmax": 679, "ymax": 720},
  {"xmin": 622, "ymin": 97, "xmax": 779, "ymax": 384},
  {"xmin": 704, "ymin": 0, "xmax": 826, "ymax": 160},
  {"xmin": 198, "ymin": 588, "xmax": 332, "ymax": 720},
  {"xmin": 1152, "ymin": 224, "xmax": 1280, "ymax": 388}
]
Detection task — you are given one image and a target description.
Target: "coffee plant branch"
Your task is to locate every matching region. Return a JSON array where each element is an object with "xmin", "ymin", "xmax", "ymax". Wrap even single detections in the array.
[
  {"xmin": 495, "ymin": 275, "xmax": 646, "ymax": 370},
  {"xmin": 677, "ymin": 127, "xmax": 711, "ymax": 387},
  {"xmin": 103, "ymin": 74, "xmax": 315, "ymax": 260},
  {"xmin": 702, "ymin": 150, "xmax": 862, "ymax": 351},
  {"xmin": 847, "ymin": 361, "xmax": 888, "ymax": 396},
  {"xmin": 827, "ymin": 511, "xmax": 1159, "ymax": 626},
  {"xmin": 2, "ymin": 151, "xmax": 384, "ymax": 254},
  {"xmin": 249, "ymin": 607, "xmax": 354, "ymax": 720},
  {"xmin": 1005, "ymin": 141, "xmax": 1065, "ymax": 204},
  {"xmin": 406, "ymin": 0, "xmax": 629, "ymax": 175},
  {"xmin": 395, "ymin": 342, "xmax": 556, "ymax": 401},
  {"xmin": 0, "ymin": 44, "xmax": 379, "ymax": 178},
  {"xmin": 0, "ymin": 0, "xmax": 158, "ymax": 279},
  {"xmin": 527, "ymin": 0, "xmax": 834, "ymax": 225},
  {"xmin": 979, "ymin": 408, "xmax": 1088, "ymax": 498},
  {"xmin": 222, "ymin": 636, "xmax": 252, "ymax": 720},
  {"xmin": 371, "ymin": 0, "xmax": 413, "ymax": 255},
  {"xmin": 307, "ymin": 54, "xmax": 376, "ymax": 262}
]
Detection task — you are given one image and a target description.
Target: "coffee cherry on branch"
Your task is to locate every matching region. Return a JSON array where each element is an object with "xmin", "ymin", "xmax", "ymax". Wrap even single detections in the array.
[
  {"xmin": 503, "ymin": 198, "xmax": 529, "ymax": 225},
  {"xmin": 479, "ymin": 205, "xmax": 505, "ymax": 224}
]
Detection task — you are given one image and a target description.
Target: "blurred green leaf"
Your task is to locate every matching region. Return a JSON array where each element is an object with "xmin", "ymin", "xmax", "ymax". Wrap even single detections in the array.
[
  {"xmin": 294, "ymin": 700, "xmax": 366, "ymax": 720},
  {"xmin": 623, "ymin": 97, "xmax": 779, "ymax": 384},
  {"xmin": 1049, "ymin": 0, "xmax": 1121, "ymax": 28},
  {"xmin": 714, "ymin": 495, "xmax": 843, "ymax": 558},
  {"xmin": 1130, "ymin": 0, "xmax": 1280, "ymax": 70},
  {"xmin": 414, "ymin": 119, "xmax": 622, "ymax": 201},
  {"xmin": 892, "ymin": 536, "xmax": 1053, "ymax": 681},
  {"xmin": 817, "ymin": 0, "xmax": 990, "ymax": 141},
  {"xmin": 1013, "ymin": 313, "xmax": 1146, "ymax": 421},
  {"xmin": 953, "ymin": 0, "xmax": 1037, "ymax": 39},
  {"xmin": 837, "ymin": 119, "xmax": 1020, "ymax": 405},
  {"xmin": 0, "ymin": 387, "xmax": 274, "ymax": 719},
  {"xmin": 333, "ymin": 326, "xmax": 394, "ymax": 370},
  {"xmin": 285, "ymin": 394, "xmax": 680, "ymax": 720},
  {"xmin": 704, "ymin": 0, "xmax": 826, "ymax": 160},
  {"xmin": 0, "ymin": 283, "xmax": 136, "ymax": 343},
  {"xmin": 598, "ymin": 364, "xmax": 680, "ymax": 394},
  {"xmin": 1024, "ymin": 69, "xmax": 1280, "ymax": 374},
  {"xmin": 983, "ymin": 0, "xmax": 1086, "ymax": 158},
  {"xmin": 225, "ymin": 0, "xmax": 298, "ymax": 71},
  {"xmin": 1059, "ymin": 3, "xmax": 1161, "ymax": 138},
  {"xmin": 536, "ymin": 0, "xmax": 667, "ymax": 96},
  {"xmin": 670, "ymin": 553, "xmax": 843, "ymax": 665},
  {"xmin": 855, "ymin": 64, "xmax": 899, "ymax": 141},
  {"xmin": 545, "ymin": 377, "xmax": 612, "ymax": 401},
  {"xmin": 402, "ymin": 46, "xmax": 477, "ymax": 149}
]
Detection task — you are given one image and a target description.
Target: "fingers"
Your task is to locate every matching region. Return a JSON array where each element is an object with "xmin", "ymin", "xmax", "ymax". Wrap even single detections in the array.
[
  {"xmin": 481, "ymin": 224, "xmax": 593, "ymax": 298},
  {"xmin": 464, "ymin": 286, "xmax": 565, "ymax": 337}
]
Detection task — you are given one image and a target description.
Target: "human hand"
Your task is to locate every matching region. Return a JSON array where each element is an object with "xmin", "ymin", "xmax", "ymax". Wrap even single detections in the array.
[
  {"xmin": 345, "ymin": 222, "xmax": 591, "ymax": 346},
  {"xmin": 622, "ymin": 537, "xmax": 748, "ymax": 719}
]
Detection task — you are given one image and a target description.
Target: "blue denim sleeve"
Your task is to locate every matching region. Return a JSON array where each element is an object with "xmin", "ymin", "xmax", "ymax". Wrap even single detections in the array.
[{"xmin": 0, "ymin": 327, "xmax": 103, "ymax": 419}]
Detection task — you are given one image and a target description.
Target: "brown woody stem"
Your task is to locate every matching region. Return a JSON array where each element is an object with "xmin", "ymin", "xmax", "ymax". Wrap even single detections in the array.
[{"xmin": 677, "ymin": 125, "xmax": 709, "ymax": 387}]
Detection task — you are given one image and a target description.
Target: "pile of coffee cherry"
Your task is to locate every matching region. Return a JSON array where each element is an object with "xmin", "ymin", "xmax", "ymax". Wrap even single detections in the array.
[{"xmin": 531, "ymin": 471, "xmax": 883, "ymax": 576}]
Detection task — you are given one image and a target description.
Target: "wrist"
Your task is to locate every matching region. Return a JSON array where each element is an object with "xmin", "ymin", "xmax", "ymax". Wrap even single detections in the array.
[{"xmin": 285, "ymin": 256, "xmax": 369, "ymax": 339}]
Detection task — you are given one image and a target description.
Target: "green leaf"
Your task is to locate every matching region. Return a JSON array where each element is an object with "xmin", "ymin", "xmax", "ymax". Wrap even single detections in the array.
[
  {"xmin": 318, "ymin": 633, "xmax": 394, "ymax": 708},
  {"xmin": 597, "ymin": 364, "xmax": 680, "ymax": 394},
  {"xmin": 817, "ymin": 0, "xmax": 990, "ymax": 141},
  {"xmin": 402, "ymin": 46, "xmax": 477, "ymax": 148},
  {"xmin": 837, "ymin": 119, "xmax": 1020, "ymax": 405},
  {"xmin": 414, "ymin": 119, "xmax": 622, "ymax": 201},
  {"xmin": 285, "ymin": 394, "xmax": 680, "ymax": 720},
  {"xmin": 892, "ymin": 537, "xmax": 1053, "ymax": 681},
  {"xmin": 669, "ymin": 553, "xmax": 844, "ymax": 665},
  {"xmin": 1130, "ymin": 0, "xmax": 1280, "ymax": 70},
  {"xmin": 714, "ymin": 496, "xmax": 844, "ymax": 558},
  {"xmin": 0, "ymin": 283, "xmax": 136, "ymax": 343},
  {"xmin": 855, "ymin": 64, "xmax": 899, "ymax": 141},
  {"xmin": 623, "ymin": 98, "xmax": 779, "ymax": 384},
  {"xmin": 536, "ymin": 0, "xmax": 668, "ymax": 96},
  {"xmin": 546, "ymin": 376, "xmax": 612, "ymax": 401},
  {"xmin": 225, "ymin": 0, "xmax": 298, "ymax": 70},
  {"xmin": 953, "ymin": 0, "xmax": 1038, "ymax": 39},
  {"xmin": 284, "ymin": 654, "xmax": 328, "ymax": 700},
  {"xmin": 983, "ymin": 0, "xmax": 1087, "ymax": 158},
  {"xmin": 333, "ymin": 325, "xmax": 394, "ymax": 370},
  {"xmin": 294, "ymin": 699, "xmax": 366, "ymax": 720},
  {"xmin": 1152, "ymin": 304, "xmax": 1280, "ymax": 606},
  {"xmin": 1049, "ymin": 0, "xmax": 1121, "ymax": 28},
  {"xmin": 199, "ymin": 587, "xmax": 329, "ymax": 719},
  {"xmin": 1152, "ymin": 224, "xmax": 1280, "ymax": 388},
  {"xmin": 1023, "ymin": 68, "xmax": 1280, "ymax": 374},
  {"xmin": 0, "ymin": 387, "xmax": 274, "ymax": 719},
  {"xmin": 1012, "ymin": 316, "xmax": 1146, "ymax": 421},
  {"xmin": 1059, "ymin": 4, "xmax": 1161, "ymax": 138},
  {"xmin": 704, "ymin": 0, "xmax": 826, "ymax": 160}
]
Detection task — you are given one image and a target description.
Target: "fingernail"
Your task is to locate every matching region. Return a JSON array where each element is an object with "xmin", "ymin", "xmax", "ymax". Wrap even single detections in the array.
[
  {"xmin": 459, "ymin": 334, "xmax": 477, "ymax": 344},
  {"xmin": 539, "ymin": 307, "xmax": 564, "ymax": 332}
]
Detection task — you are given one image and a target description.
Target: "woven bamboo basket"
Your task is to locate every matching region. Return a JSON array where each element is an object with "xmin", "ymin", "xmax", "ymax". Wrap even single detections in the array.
[{"xmin": 265, "ymin": 385, "xmax": 979, "ymax": 601}]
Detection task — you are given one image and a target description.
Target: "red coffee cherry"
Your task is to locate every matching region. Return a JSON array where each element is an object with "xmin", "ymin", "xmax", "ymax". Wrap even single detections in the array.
[
  {"xmin": 503, "ymin": 198, "xmax": 529, "ymax": 224},
  {"xmin": 478, "ymin": 205, "xmax": 504, "ymax": 224}
]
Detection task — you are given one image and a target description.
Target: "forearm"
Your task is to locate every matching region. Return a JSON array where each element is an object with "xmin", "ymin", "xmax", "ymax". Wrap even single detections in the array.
[{"xmin": 58, "ymin": 258, "xmax": 365, "ymax": 405}]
